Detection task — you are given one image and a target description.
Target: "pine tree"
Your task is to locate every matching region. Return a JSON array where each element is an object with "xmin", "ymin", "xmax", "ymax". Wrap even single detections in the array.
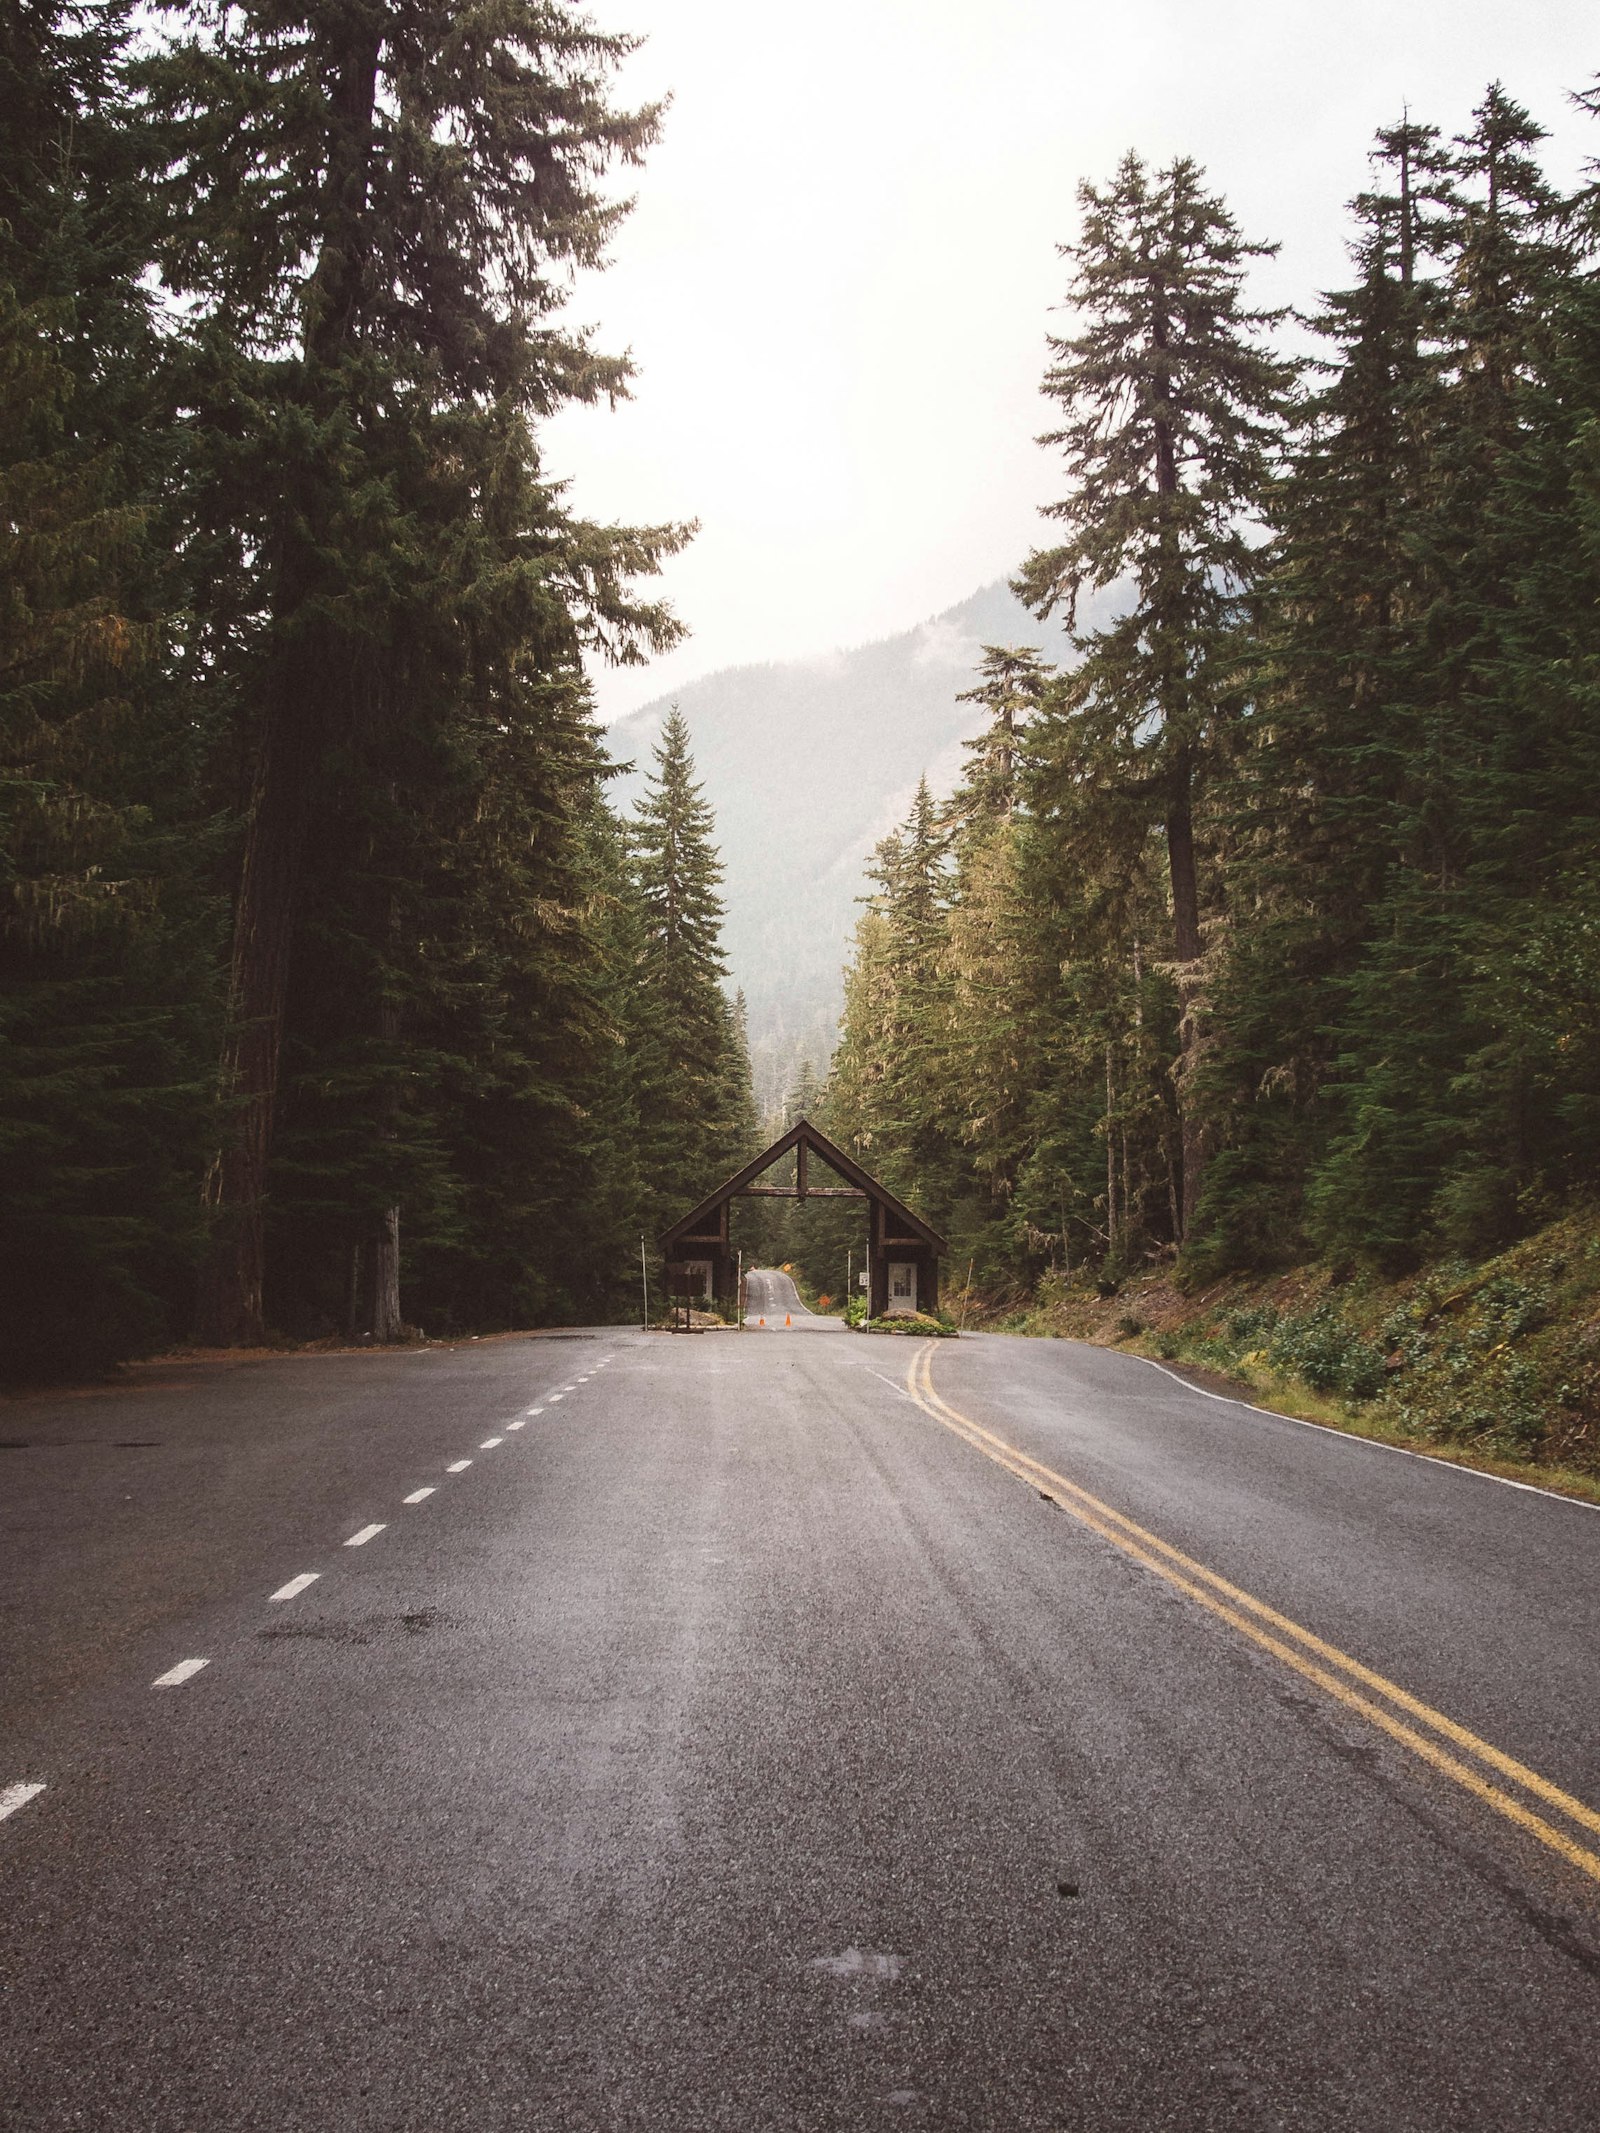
[
  {"xmin": 953, "ymin": 645, "xmax": 1051, "ymax": 823},
  {"xmin": 1308, "ymin": 87, "xmax": 1579, "ymax": 1261},
  {"xmin": 629, "ymin": 709, "xmax": 753, "ymax": 1240},
  {"xmin": 1194, "ymin": 117, "xmax": 1455, "ymax": 1269},
  {"xmin": 133, "ymin": 1, "xmax": 689, "ymax": 1341},
  {"xmin": 1015, "ymin": 153, "xmax": 1293, "ymax": 1235},
  {"xmin": 940, "ymin": 648, "xmax": 1052, "ymax": 1268},
  {"xmin": 825, "ymin": 780, "xmax": 956, "ymax": 1217},
  {"xmin": 0, "ymin": 1, "xmax": 218, "ymax": 1375}
]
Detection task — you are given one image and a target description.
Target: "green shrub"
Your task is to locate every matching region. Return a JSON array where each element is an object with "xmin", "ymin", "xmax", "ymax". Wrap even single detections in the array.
[{"xmin": 1261, "ymin": 1302, "xmax": 1385, "ymax": 1400}]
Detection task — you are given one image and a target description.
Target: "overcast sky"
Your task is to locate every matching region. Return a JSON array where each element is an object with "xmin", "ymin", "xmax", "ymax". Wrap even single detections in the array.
[{"xmin": 544, "ymin": 0, "xmax": 1599, "ymax": 722}]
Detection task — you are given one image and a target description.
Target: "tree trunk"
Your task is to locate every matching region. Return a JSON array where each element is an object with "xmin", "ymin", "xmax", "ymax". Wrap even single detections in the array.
[
  {"xmin": 194, "ymin": 702, "xmax": 316, "ymax": 1345},
  {"xmin": 348, "ymin": 874, "xmax": 404, "ymax": 1341},
  {"xmin": 193, "ymin": 18, "xmax": 381, "ymax": 1345},
  {"xmin": 1104, "ymin": 1043, "xmax": 1119, "ymax": 1256},
  {"xmin": 1150, "ymin": 290, "xmax": 1209, "ymax": 1243},
  {"xmin": 1166, "ymin": 746, "xmax": 1208, "ymax": 1239},
  {"xmin": 349, "ymin": 1206, "xmax": 402, "ymax": 1341}
]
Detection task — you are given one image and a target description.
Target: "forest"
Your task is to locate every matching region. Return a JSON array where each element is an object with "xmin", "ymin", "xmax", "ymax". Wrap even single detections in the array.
[
  {"xmin": 6, "ymin": 9, "xmax": 1600, "ymax": 1397},
  {"xmin": 1, "ymin": 2, "xmax": 759, "ymax": 1376},
  {"xmin": 805, "ymin": 87, "xmax": 1600, "ymax": 1360}
]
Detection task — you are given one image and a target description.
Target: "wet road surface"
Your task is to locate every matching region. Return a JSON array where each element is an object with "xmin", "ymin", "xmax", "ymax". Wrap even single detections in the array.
[{"xmin": 2, "ymin": 1324, "xmax": 1598, "ymax": 2130}]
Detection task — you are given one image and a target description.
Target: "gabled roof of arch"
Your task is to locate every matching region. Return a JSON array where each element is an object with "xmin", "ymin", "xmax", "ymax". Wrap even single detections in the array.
[{"xmin": 661, "ymin": 1116, "xmax": 947, "ymax": 1255}]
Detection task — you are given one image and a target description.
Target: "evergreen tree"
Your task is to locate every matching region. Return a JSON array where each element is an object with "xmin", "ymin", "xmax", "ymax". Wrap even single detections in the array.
[
  {"xmin": 953, "ymin": 645, "xmax": 1051, "ymax": 823},
  {"xmin": 1194, "ymin": 118, "xmax": 1456, "ymax": 1269},
  {"xmin": 629, "ymin": 709, "xmax": 755, "ymax": 1241},
  {"xmin": 1016, "ymin": 152, "xmax": 1293, "ymax": 1236},
  {"xmin": 128, "ymin": 1, "xmax": 689, "ymax": 1342},
  {"xmin": 0, "ymin": 1, "xmax": 217, "ymax": 1375},
  {"xmin": 826, "ymin": 781, "xmax": 955, "ymax": 1214},
  {"xmin": 1308, "ymin": 87, "xmax": 1580, "ymax": 1261},
  {"xmin": 941, "ymin": 648, "xmax": 1052, "ymax": 1270}
]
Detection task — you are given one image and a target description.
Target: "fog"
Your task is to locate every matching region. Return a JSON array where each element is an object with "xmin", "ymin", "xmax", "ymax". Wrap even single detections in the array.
[{"xmin": 543, "ymin": 0, "xmax": 1599, "ymax": 720}]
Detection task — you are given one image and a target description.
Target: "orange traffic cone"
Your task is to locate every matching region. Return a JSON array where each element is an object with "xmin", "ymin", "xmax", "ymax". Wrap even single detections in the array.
[
  {"xmin": 758, "ymin": 1316, "xmax": 765, "ymax": 1325},
  {"xmin": 785, "ymin": 1313, "xmax": 792, "ymax": 1326}
]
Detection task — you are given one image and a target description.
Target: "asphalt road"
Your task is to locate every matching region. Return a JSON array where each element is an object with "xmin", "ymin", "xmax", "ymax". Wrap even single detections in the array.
[
  {"xmin": 2, "ymin": 1324, "xmax": 1598, "ymax": 2130},
  {"xmin": 742, "ymin": 1267, "xmax": 840, "ymax": 1326}
]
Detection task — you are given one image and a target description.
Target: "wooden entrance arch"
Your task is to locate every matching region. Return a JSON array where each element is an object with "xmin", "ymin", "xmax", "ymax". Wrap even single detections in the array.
[{"xmin": 661, "ymin": 1118, "xmax": 947, "ymax": 1319}]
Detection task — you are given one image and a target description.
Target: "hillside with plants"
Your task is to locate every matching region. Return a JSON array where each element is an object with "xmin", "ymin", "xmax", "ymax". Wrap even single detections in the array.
[{"xmin": 794, "ymin": 91, "xmax": 1600, "ymax": 1484}]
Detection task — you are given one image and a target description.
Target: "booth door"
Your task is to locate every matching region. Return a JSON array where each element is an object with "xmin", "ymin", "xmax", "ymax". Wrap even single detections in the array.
[{"xmin": 886, "ymin": 1261, "xmax": 919, "ymax": 1315}]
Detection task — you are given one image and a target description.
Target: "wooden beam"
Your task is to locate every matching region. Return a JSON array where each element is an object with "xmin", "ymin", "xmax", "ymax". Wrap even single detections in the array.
[{"xmin": 737, "ymin": 1184, "xmax": 867, "ymax": 1200}]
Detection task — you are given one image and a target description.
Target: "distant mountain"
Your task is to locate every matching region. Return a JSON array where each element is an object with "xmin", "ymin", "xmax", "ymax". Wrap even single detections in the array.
[{"xmin": 605, "ymin": 580, "xmax": 1081, "ymax": 1114}]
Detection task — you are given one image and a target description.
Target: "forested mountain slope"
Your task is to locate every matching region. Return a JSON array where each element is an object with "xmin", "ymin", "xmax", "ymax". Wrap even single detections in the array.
[{"xmin": 605, "ymin": 583, "xmax": 1083, "ymax": 1109}]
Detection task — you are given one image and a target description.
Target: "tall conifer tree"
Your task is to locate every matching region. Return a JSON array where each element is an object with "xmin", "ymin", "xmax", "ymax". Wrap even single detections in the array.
[
  {"xmin": 1016, "ymin": 153, "xmax": 1292, "ymax": 1234},
  {"xmin": 629, "ymin": 709, "xmax": 754, "ymax": 1238},
  {"xmin": 1195, "ymin": 119, "xmax": 1455, "ymax": 1266},
  {"xmin": 134, "ymin": 1, "xmax": 687, "ymax": 1340},
  {"xmin": 1308, "ymin": 87, "xmax": 1578, "ymax": 1259},
  {"xmin": 0, "ymin": 0, "xmax": 216, "ymax": 1374}
]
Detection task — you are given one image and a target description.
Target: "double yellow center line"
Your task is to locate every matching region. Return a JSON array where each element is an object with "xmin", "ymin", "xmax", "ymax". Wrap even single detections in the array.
[{"xmin": 905, "ymin": 1342, "xmax": 1600, "ymax": 1888}]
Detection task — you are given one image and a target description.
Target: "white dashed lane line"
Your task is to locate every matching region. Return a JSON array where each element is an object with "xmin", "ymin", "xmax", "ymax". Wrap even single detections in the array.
[
  {"xmin": 152, "ymin": 1658, "xmax": 209, "ymax": 1689},
  {"xmin": 8, "ymin": 1373, "xmax": 602, "ymax": 1819},
  {"xmin": 269, "ymin": 1573, "xmax": 320, "ymax": 1602}
]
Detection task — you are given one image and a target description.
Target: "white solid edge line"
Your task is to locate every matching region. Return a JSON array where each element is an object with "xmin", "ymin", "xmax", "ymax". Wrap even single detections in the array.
[
  {"xmin": 152, "ymin": 1657, "xmax": 209, "ymax": 1688},
  {"xmin": 344, "ymin": 1523, "xmax": 385, "ymax": 1547},
  {"xmin": 446, "ymin": 1459, "xmax": 471, "ymax": 1472},
  {"xmin": 479, "ymin": 1436, "xmax": 503, "ymax": 1448},
  {"xmin": 269, "ymin": 1572, "xmax": 320, "ymax": 1602},
  {"xmin": 0, "ymin": 1782, "xmax": 46, "ymax": 1823},
  {"xmin": 404, "ymin": 1486, "xmax": 435, "ymax": 1504},
  {"xmin": 1134, "ymin": 1353, "xmax": 1600, "ymax": 1513}
]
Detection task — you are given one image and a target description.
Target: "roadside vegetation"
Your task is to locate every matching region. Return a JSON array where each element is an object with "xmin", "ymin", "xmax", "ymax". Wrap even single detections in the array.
[{"xmin": 976, "ymin": 1207, "xmax": 1600, "ymax": 1500}]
